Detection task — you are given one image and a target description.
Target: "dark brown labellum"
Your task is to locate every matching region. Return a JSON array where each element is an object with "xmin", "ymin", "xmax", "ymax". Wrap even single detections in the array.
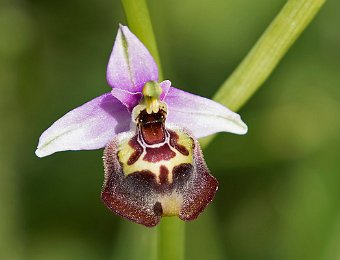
[{"xmin": 101, "ymin": 109, "xmax": 218, "ymax": 227}]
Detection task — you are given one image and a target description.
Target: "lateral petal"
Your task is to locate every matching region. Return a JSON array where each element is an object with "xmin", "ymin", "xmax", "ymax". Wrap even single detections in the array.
[
  {"xmin": 111, "ymin": 88, "xmax": 143, "ymax": 112},
  {"xmin": 35, "ymin": 93, "xmax": 130, "ymax": 157},
  {"xmin": 159, "ymin": 80, "xmax": 171, "ymax": 101},
  {"xmin": 110, "ymin": 80, "xmax": 171, "ymax": 112}
]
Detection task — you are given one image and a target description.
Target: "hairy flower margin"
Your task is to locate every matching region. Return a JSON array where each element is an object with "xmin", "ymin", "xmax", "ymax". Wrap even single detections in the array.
[{"xmin": 35, "ymin": 25, "xmax": 248, "ymax": 227}]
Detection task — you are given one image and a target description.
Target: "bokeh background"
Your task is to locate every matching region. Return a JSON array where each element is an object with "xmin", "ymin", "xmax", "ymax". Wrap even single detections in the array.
[{"xmin": 1, "ymin": 0, "xmax": 339, "ymax": 259}]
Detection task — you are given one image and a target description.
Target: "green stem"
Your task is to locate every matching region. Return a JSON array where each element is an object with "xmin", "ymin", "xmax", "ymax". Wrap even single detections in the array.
[
  {"xmin": 112, "ymin": 223, "xmax": 158, "ymax": 260},
  {"xmin": 200, "ymin": 0, "xmax": 325, "ymax": 148},
  {"xmin": 159, "ymin": 218, "xmax": 185, "ymax": 260},
  {"xmin": 121, "ymin": 0, "xmax": 184, "ymax": 260},
  {"xmin": 121, "ymin": 0, "xmax": 163, "ymax": 80}
]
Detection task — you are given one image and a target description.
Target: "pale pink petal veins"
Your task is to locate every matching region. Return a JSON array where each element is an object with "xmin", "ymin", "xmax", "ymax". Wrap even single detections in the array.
[
  {"xmin": 106, "ymin": 25, "xmax": 158, "ymax": 92},
  {"xmin": 164, "ymin": 87, "xmax": 248, "ymax": 138},
  {"xmin": 35, "ymin": 93, "xmax": 131, "ymax": 157}
]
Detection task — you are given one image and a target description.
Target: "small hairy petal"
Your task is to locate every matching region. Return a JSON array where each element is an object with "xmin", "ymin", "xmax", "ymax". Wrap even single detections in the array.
[
  {"xmin": 159, "ymin": 80, "xmax": 171, "ymax": 101},
  {"xmin": 110, "ymin": 80, "xmax": 171, "ymax": 111},
  {"xmin": 106, "ymin": 25, "xmax": 158, "ymax": 92},
  {"xmin": 35, "ymin": 93, "xmax": 131, "ymax": 157},
  {"xmin": 111, "ymin": 88, "xmax": 143, "ymax": 112},
  {"xmin": 164, "ymin": 87, "xmax": 248, "ymax": 138}
]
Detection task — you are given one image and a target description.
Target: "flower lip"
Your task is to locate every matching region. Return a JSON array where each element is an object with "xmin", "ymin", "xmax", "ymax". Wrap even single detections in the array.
[{"xmin": 102, "ymin": 126, "xmax": 218, "ymax": 227}]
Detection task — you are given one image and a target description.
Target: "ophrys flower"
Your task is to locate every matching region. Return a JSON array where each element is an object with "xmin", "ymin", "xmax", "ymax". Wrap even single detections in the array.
[{"xmin": 36, "ymin": 25, "xmax": 247, "ymax": 227}]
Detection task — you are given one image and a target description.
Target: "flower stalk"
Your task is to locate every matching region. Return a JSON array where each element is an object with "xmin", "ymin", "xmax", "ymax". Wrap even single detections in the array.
[{"xmin": 159, "ymin": 218, "xmax": 185, "ymax": 260}]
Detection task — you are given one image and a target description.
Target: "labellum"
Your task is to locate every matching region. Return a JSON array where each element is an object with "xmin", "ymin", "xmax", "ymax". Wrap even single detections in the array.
[{"xmin": 102, "ymin": 82, "xmax": 218, "ymax": 227}]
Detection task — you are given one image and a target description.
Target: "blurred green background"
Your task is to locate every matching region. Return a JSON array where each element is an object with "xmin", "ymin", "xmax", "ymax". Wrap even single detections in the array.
[{"xmin": 1, "ymin": 0, "xmax": 339, "ymax": 259}]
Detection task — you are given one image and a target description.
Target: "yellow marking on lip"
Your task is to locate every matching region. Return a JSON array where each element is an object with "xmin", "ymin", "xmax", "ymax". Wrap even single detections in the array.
[{"xmin": 118, "ymin": 131, "xmax": 194, "ymax": 183}]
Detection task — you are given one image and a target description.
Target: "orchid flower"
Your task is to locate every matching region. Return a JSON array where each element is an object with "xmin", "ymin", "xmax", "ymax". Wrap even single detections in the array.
[{"xmin": 35, "ymin": 25, "xmax": 247, "ymax": 227}]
